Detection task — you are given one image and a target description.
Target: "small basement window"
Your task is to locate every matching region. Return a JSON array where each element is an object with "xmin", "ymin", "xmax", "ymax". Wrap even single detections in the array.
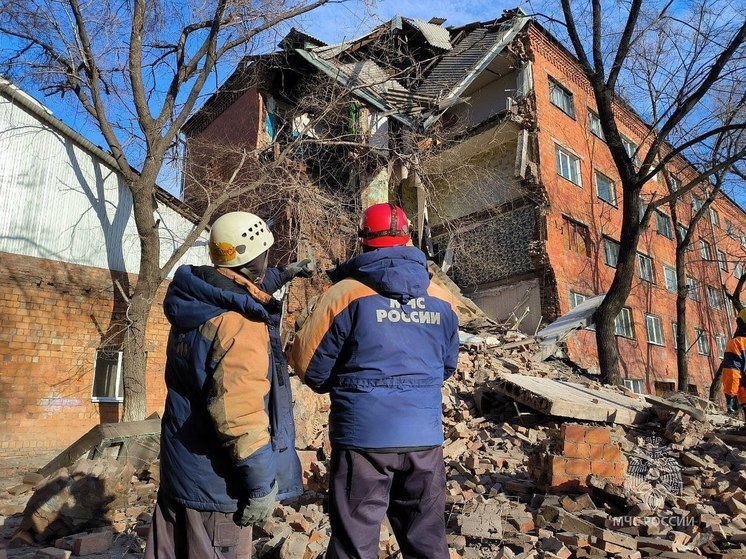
[{"xmin": 92, "ymin": 349, "xmax": 124, "ymax": 403}]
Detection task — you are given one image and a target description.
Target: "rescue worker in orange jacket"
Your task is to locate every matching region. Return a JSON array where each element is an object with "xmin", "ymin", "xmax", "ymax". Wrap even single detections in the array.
[{"xmin": 721, "ymin": 308, "xmax": 746, "ymax": 416}]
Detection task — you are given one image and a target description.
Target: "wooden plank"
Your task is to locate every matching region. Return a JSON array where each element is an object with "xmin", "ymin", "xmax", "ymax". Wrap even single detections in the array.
[{"xmin": 643, "ymin": 394, "xmax": 707, "ymax": 422}]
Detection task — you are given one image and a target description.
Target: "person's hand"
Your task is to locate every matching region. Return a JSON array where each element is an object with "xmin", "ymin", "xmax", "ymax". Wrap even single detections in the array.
[
  {"xmin": 233, "ymin": 483, "xmax": 278, "ymax": 526},
  {"xmin": 286, "ymin": 258, "xmax": 315, "ymax": 278}
]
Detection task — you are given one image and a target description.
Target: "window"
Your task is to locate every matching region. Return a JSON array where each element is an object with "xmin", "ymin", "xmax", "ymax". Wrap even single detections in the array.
[
  {"xmin": 621, "ymin": 136, "xmax": 640, "ymax": 166},
  {"xmin": 556, "ymin": 145, "xmax": 581, "ymax": 185},
  {"xmin": 595, "ymin": 171, "xmax": 616, "ymax": 205},
  {"xmin": 735, "ymin": 263, "xmax": 743, "ymax": 279},
  {"xmin": 638, "ymin": 253, "xmax": 655, "ymax": 283},
  {"xmin": 725, "ymin": 220, "xmax": 736, "ymax": 237},
  {"xmin": 638, "ymin": 195, "xmax": 647, "ymax": 223},
  {"xmin": 686, "ymin": 276, "xmax": 700, "ymax": 300},
  {"xmin": 669, "ymin": 176, "xmax": 681, "ymax": 192},
  {"xmin": 707, "ymin": 286, "xmax": 721, "ymax": 309},
  {"xmin": 655, "ymin": 381, "xmax": 676, "ymax": 396},
  {"xmin": 695, "ymin": 328, "xmax": 709, "ymax": 355},
  {"xmin": 569, "ymin": 291, "xmax": 587, "ymax": 309},
  {"xmin": 92, "ymin": 349, "xmax": 124, "ymax": 402},
  {"xmin": 718, "ymin": 250, "xmax": 728, "ymax": 272},
  {"xmin": 549, "ymin": 78, "xmax": 575, "ymax": 118},
  {"xmin": 615, "ymin": 307, "xmax": 634, "ymax": 338},
  {"xmin": 646, "ymin": 314, "xmax": 665, "ymax": 346},
  {"xmin": 655, "ymin": 211, "xmax": 673, "ymax": 239},
  {"xmin": 716, "ymin": 334, "xmax": 727, "ymax": 359},
  {"xmin": 687, "ymin": 385, "xmax": 699, "ymax": 396},
  {"xmin": 663, "ymin": 265, "xmax": 677, "ymax": 292},
  {"xmin": 672, "ymin": 322, "xmax": 690, "ymax": 351},
  {"xmin": 692, "ymin": 195, "xmax": 703, "ymax": 212},
  {"xmin": 741, "ymin": 234, "xmax": 746, "ymax": 248},
  {"xmin": 677, "ymin": 224, "xmax": 689, "ymax": 244},
  {"xmin": 699, "ymin": 239, "xmax": 712, "ymax": 260},
  {"xmin": 710, "ymin": 208, "xmax": 720, "ymax": 227},
  {"xmin": 623, "ymin": 379, "xmax": 645, "ymax": 394},
  {"xmin": 588, "ymin": 110, "xmax": 604, "ymax": 139},
  {"xmin": 563, "ymin": 216, "xmax": 591, "ymax": 257},
  {"xmin": 603, "ymin": 237, "xmax": 620, "ymax": 267}
]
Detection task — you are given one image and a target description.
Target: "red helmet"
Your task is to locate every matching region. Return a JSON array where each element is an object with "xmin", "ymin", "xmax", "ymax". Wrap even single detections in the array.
[{"xmin": 359, "ymin": 203, "xmax": 411, "ymax": 248}]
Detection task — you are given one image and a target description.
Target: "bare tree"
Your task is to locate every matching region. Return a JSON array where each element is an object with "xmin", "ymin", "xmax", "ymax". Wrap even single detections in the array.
[
  {"xmin": 0, "ymin": 0, "xmax": 357, "ymax": 420},
  {"xmin": 548, "ymin": 0, "xmax": 746, "ymax": 384}
]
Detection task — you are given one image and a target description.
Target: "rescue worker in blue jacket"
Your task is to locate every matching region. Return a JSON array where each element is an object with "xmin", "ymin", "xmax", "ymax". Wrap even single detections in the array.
[
  {"xmin": 145, "ymin": 211, "xmax": 312, "ymax": 559},
  {"xmin": 290, "ymin": 203, "xmax": 460, "ymax": 559}
]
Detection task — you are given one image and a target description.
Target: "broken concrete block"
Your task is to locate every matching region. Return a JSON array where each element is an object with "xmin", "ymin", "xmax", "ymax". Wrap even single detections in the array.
[
  {"xmin": 279, "ymin": 532, "xmax": 310, "ymax": 559},
  {"xmin": 459, "ymin": 502, "xmax": 503, "ymax": 540},
  {"xmin": 72, "ymin": 530, "xmax": 113, "ymax": 556},
  {"xmin": 39, "ymin": 548, "xmax": 71, "ymax": 559}
]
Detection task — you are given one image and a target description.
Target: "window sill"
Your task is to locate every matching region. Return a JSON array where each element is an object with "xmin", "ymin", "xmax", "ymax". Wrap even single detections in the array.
[
  {"xmin": 558, "ymin": 174, "xmax": 582, "ymax": 187},
  {"xmin": 92, "ymin": 397, "xmax": 123, "ymax": 404},
  {"xmin": 597, "ymin": 197, "xmax": 617, "ymax": 208}
]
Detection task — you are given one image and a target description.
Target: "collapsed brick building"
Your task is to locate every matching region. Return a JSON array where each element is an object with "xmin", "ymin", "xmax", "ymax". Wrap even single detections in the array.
[{"xmin": 183, "ymin": 9, "xmax": 746, "ymax": 396}]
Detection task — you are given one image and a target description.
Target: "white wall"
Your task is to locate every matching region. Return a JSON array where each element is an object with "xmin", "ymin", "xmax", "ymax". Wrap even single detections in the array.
[{"xmin": 0, "ymin": 93, "xmax": 210, "ymax": 276}]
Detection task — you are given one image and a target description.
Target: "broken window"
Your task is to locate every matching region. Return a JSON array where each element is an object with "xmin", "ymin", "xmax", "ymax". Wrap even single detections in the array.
[
  {"xmin": 603, "ymin": 237, "xmax": 619, "ymax": 267},
  {"xmin": 637, "ymin": 253, "xmax": 655, "ymax": 283},
  {"xmin": 569, "ymin": 291, "xmax": 596, "ymax": 330},
  {"xmin": 663, "ymin": 265, "xmax": 677, "ymax": 292},
  {"xmin": 595, "ymin": 171, "xmax": 616, "ymax": 205},
  {"xmin": 645, "ymin": 314, "xmax": 664, "ymax": 346},
  {"xmin": 654, "ymin": 381, "xmax": 676, "ymax": 396},
  {"xmin": 563, "ymin": 216, "xmax": 591, "ymax": 257},
  {"xmin": 549, "ymin": 77, "xmax": 575, "ymax": 118},
  {"xmin": 556, "ymin": 145, "xmax": 581, "ymax": 185},
  {"xmin": 614, "ymin": 307, "xmax": 634, "ymax": 339},
  {"xmin": 623, "ymin": 379, "xmax": 644, "ymax": 394},
  {"xmin": 695, "ymin": 328, "xmax": 710, "ymax": 355},
  {"xmin": 92, "ymin": 349, "xmax": 124, "ymax": 402},
  {"xmin": 655, "ymin": 211, "xmax": 673, "ymax": 239},
  {"xmin": 588, "ymin": 110, "xmax": 604, "ymax": 140}
]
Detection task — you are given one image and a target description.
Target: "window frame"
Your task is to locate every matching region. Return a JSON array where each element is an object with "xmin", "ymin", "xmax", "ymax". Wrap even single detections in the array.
[
  {"xmin": 623, "ymin": 379, "xmax": 644, "ymax": 394},
  {"xmin": 706, "ymin": 285, "xmax": 721, "ymax": 309},
  {"xmin": 637, "ymin": 253, "xmax": 655, "ymax": 283},
  {"xmin": 549, "ymin": 77, "xmax": 576, "ymax": 118},
  {"xmin": 645, "ymin": 314, "xmax": 665, "ymax": 346},
  {"xmin": 654, "ymin": 210, "xmax": 673, "ymax": 239},
  {"xmin": 588, "ymin": 110, "xmax": 604, "ymax": 140},
  {"xmin": 686, "ymin": 276, "xmax": 700, "ymax": 301},
  {"xmin": 603, "ymin": 237, "xmax": 620, "ymax": 268},
  {"xmin": 717, "ymin": 250, "xmax": 728, "ymax": 272},
  {"xmin": 694, "ymin": 328, "xmax": 709, "ymax": 356},
  {"xmin": 621, "ymin": 136, "xmax": 641, "ymax": 167},
  {"xmin": 91, "ymin": 349, "xmax": 124, "ymax": 403},
  {"xmin": 594, "ymin": 170, "xmax": 616, "ymax": 205},
  {"xmin": 555, "ymin": 144, "xmax": 582, "ymax": 186},
  {"xmin": 699, "ymin": 238, "xmax": 712, "ymax": 261},
  {"xmin": 692, "ymin": 195, "xmax": 703, "ymax": 213},
  {"xmin": 710, "ymin": 207, "xmax": 720, "ymax": 227},
  {"xmin": 614, "ymin": 307, "xmax": 635, "ymax": 339},
  {"xmin": 663, "ymin": 265, "xmax": 677, "ymax": 292},
  {"xmin": 716, "ymin": 334, "xmax": 727, "ymax": 359}
]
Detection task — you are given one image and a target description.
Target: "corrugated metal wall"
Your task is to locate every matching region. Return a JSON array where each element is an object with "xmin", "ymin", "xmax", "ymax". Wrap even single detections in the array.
[{"xmin": 0, "ymin": 95, "xmax": 209, "ymax": 274}]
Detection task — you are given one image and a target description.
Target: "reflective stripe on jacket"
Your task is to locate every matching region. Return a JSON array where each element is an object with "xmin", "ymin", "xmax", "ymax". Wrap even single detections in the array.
[{"xmin": 722, "ymin": 325, "xmax": 746, "ymax": 397}]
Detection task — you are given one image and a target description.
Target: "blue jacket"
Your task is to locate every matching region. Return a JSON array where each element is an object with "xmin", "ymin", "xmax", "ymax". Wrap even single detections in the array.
[
  {"xmin": 159, "ymin": 265, "xmax": 303, "ymax": 513},
  {"xmin": 289, "ymin": 246, "xmax": 459, "ymax": 450}
]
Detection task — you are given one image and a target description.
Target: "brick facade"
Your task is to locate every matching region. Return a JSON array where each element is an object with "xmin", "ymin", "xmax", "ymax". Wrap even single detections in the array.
[
  {"xmin": 0, "ymin": 252, "xmax": 169, "ymax": 456},
  {"xmin": 525, "ymin": 24, "xmax": 744, "ymax": 394}
]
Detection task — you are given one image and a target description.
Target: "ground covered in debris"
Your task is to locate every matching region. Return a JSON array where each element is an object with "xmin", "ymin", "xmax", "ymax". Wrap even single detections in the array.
[{"xmin": 2, "ymin": 323, "xmax": 746, "ymax": 558}]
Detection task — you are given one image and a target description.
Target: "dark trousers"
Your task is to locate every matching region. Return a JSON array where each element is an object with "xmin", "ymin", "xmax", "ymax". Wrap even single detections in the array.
[
  {"xmin": 144, "ymin": 494, "xmax": 252, "ymax": 559},
  {"xmin": 326, "ymin": 447, "xmax": 448, "ymax": 559}
]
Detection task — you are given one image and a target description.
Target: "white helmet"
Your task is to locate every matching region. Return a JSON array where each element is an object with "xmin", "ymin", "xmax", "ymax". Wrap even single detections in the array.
[{"xmin": 208, "ymin": 212, "xmax": 274, "ymax": 268}]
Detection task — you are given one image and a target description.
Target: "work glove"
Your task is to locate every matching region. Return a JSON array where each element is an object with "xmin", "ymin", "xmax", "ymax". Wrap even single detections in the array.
[
  {"xmin": 233, "ymin": 482, "xmax": 278, "ymax": 526},
  {"xmin": 285, "ymin": 258, "xmax": 315, "ymax": 279}
]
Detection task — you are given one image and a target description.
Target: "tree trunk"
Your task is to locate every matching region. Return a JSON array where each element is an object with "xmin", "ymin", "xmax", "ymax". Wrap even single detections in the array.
[
  {"xmin": 595, "ymin": 187, "xmax": 643, "ymax": 385},
  {"xmin": 675, "ymin": 248, "xmax": 689, "ymax": 391},
  {"xmin": 121, "ymin": 178, "xmax": 164, "ymax": 421},
  {"xmin": 710, "ymin": 364, "xmax": 723, "ymax": 402}
]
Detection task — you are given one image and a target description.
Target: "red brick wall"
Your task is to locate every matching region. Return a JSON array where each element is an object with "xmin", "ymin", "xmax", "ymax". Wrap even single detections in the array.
[
  {"xmin": 527, "ymin": 25, "xmax": 740, "ymax": 394},
  {"xmin": 0, "ymin": 252, "xmax": 170, "ymax": 457}
]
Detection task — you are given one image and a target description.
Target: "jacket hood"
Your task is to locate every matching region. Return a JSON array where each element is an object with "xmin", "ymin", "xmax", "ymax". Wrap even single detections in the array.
[
  {"xmin": 328, "ymin": 246, "xmax": 430, "ymax": 303},
  {"xmin": 164, "ymin": 265, "xmax": 272, "ymax": 330}
]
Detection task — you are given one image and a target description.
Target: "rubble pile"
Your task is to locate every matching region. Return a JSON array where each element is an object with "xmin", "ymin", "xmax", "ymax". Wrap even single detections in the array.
[{"xmin": 2, "ymin": 325, "xmax": 746, "ymax": 558}]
